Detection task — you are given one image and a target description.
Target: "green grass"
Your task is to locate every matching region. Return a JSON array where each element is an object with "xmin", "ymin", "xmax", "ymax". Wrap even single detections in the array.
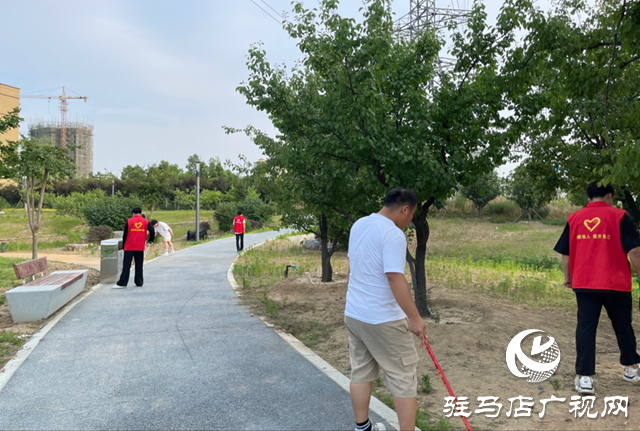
[
  {"xmin": 0, "ymin": 257, "xmax": 25, "ymax": 290},
  {"xmin": 0, "ymin": 331, "xmax": 26, "ymax": 369}
]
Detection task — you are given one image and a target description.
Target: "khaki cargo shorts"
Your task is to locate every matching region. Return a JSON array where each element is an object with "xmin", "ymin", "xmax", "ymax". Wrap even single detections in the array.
[{"xmin": 345, "ymin": 316, "xmax": 419, "ymax": 398}]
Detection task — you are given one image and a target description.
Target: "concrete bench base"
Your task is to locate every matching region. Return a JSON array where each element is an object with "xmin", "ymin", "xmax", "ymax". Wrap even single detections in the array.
[{"xmin": 6, "ymin": 270, "xmax": 88, "ymax": 323}]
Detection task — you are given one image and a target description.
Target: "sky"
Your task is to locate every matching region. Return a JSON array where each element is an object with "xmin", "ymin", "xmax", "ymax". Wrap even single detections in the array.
[{"xmin": 2, "ymin": 0, "xmax": 527, "ymax": 177}]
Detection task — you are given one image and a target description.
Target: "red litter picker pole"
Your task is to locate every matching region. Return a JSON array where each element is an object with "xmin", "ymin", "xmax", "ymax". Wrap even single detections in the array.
[{"xmin": 423, "ymin": 335, "xmax": 473, "ymax": 431}]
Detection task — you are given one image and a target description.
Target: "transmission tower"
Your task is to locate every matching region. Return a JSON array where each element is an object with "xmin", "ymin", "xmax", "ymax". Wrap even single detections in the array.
[{"xmin": 395, "ymin": 0, "xmax": 472, "ymax": 72}]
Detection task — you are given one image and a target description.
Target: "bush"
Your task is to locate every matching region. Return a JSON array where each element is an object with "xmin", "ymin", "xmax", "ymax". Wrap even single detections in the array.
[
  {"xmin": 214, "ymin": 202, "xmax": 239, "ymax": 232},
  {"xmin": 0, "ymin": 196, "xmax": 9, "ymax": 211},
  {"xmin": 484, "ymin": 199, "xmax": 520, "ymax": 217},
  {"xmin": 86, "ymin": 226, "xmax": 113, "ymax": 243},
  {"xmin": 238, "ymin": 198, "xmax": 274, "ymax": 223},
  {"xmin": 248, "ymin": 219, "xmax": 263, "ymax": 231},
  {"xmin": 83, "ymin": 196, "xmax": 142, "ymax": 231}
]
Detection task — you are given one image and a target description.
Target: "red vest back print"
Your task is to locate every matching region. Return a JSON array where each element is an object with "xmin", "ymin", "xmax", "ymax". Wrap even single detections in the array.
[
  {"xmin": 568, "ymin": 201, "xmax": 631, "ymax": 292},
  {"xmin": 234, "ymin": 216, "xmax": 245, "ymax": 234},
  {"xmin": 125, "ymin": 215, "xmax": 149, "ymax": 251}
]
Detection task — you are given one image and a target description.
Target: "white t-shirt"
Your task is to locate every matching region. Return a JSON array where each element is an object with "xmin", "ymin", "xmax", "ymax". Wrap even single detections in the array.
[
  {"xmin": 154, "ymin": 221, "xmax": 172, "ymax": 239},
  {"xmin": 345, "ymin": 213, "xmax": 408, "ymax": 324}
]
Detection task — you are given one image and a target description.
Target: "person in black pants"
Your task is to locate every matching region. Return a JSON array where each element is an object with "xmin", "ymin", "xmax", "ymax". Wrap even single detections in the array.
[
  {"xmin": 554, "ymin": 182, "xmax": 640, "ymax": 394},
  {"xmin": 114, "ymin": 208, "xmax": 155, "ymax": 288}
]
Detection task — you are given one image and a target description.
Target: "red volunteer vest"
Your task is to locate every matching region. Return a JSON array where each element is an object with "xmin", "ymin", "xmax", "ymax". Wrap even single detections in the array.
[
  {"xmin": 568, "ymin": 201, "xmax": 631, "ymax": 292},
  {"xmin": 234, "ymin": 216, "xmax": 245, "ymax": 234},
  {"xmin": 124, "ymin": 215, "xmax": 149, "ymax": 251}
]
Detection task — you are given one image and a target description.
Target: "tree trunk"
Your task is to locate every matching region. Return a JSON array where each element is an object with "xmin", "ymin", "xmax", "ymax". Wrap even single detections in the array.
[
  {"xmin": 319, "ymin": 213, "xmax": 344, "ymax": 283},
  {"xmin": 31, "ymin": 230, "xmax": 38, "ymax": 260},
  {"xmin": 623, "ymin": 189, "xmax": 640, "ymax": 227},
  {"xmin": 527, "ymin": 210, "xmax": 532, "ymax": 221},
  {"xmin": 407, "ymin": 217, "xmax": 431, "ymax": 317},
  {"xmin": 319, "ymin": 214, "xmax": 333, "ymax": 282}
]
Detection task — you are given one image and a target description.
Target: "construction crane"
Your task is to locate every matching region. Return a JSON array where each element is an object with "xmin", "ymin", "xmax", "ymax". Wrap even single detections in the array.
[{"xmin": 22, "ymin": 86, "xmax": 88, "ymax": 149}]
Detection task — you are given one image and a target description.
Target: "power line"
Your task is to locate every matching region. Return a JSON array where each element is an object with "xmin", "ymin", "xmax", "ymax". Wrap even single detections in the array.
[
  {"xmin": 249, "ymin": 0, "xmax": 281, "ymax": 24},
  {"xmin": 260, "ymin": 0, "xmax": 283, "ymax": 18}
]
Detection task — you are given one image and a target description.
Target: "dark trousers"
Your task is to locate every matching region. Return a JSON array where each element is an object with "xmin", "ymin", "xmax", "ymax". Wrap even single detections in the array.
[
  {"xmin": 575, "ymin": 290, "xmax": 640, "ymax": 375},
  {"xmin": 236, "ymin": 233, "xmax": 244, "ymax": 251},
  {"xmin": 117, "ymin": 250, "xmax": 144, "ymax": 287}
]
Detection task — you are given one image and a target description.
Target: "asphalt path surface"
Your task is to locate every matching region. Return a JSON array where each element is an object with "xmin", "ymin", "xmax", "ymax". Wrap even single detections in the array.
[{"xmin": 0, "ymin": 231, "xmax": 388, "ymax": 430}]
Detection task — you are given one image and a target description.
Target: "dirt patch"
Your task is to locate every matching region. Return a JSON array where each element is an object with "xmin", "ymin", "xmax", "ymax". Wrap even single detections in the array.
[
  {"xmin": 0, "ymin": 261, "xmax": 100, "ymax": 369},
  {"xmin": 248, "ymin": 274, "xmax": 640, "ymax": 430}
]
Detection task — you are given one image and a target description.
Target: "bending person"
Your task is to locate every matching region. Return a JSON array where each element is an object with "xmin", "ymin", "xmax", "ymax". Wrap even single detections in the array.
[
  {"xmin": 345, "ymin": 188, "xmax": 426, "ymax": 431},
  {"xmin": 114, "ymin": 207, "xmax": 155, "ymax": 288}
]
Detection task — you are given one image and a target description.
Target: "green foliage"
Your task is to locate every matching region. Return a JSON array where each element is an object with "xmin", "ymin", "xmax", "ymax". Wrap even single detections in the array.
[
  {"xmin": 0, "ymin": 197, "xmax": 9, "ymax": 211},
  {"xmin": 200, "ymin": 189, "xmax": 222, "ymax": 210},
  {"xmin": 505, "ymin": 0, "xmax": 640, "ymax": 221},
  {"xmin": 238, "ymin": 198, "xmax": 273, "ymax": 223},
  {"xmin": 83, "ymin": 196, "xmax": 142, "ymax": 231},
  {"xmin": 0, "ymin": 135, "xmax": 76, "ymax": 258},
  {"xmin": 484, "ymin": 199, "xmax": 520, "ymax": 217},
  {"xmin": 234, "ymin": 0, "xmax": 528, "ymax": 307},
  {"xmin": 53, "ymin": 189, "xmax": 105, "ymax": 224},
  {"xmin": 0, "ymin": 108, "xmax": 21, "ymax": 135},
  {"xmin": 173, "ymin": 189, "xmax": 196, "ymax": 210},
  {"xmin": 506, "ymin": 164, "xmax": 555, "ymax": 220},
  {"xmin": 121, "ymin": 163, "xmax": 173, "ymax": 217},
  {"xmin": 214, "ymin": 202, "xmax": 239, "ymax": 232},
  {"xmin": 418, "ymin": 374, "xmax": 432, "ymax": 394},
  {"xmin": 460, "ymin": 171, "xmax": 502, "ymax": 214},
  {"xmin": 87, "ymin": 225, "xmax": 113, "ymax": 243}
]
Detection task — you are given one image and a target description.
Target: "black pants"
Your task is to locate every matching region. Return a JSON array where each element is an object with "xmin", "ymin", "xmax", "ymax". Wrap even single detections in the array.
[
  {"xmin": 575, "ymin": 290, "xmax": 640, "ymax": 375},
  {"xmin": 117, "ymin": 250, "xmax": 144, "ymax": 287},
  {"xmin": 236, "ymin": 233, "xmax": 244, "ymax": 251}
]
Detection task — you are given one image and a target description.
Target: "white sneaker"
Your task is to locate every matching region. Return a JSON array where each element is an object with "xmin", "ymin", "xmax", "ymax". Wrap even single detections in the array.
[
  {"xmin": 354, "ymin": 423, "xmax": 385, "ymax": 431},
  {"xmin": 170, "ymin": 248, "xmax": 175, "ymax": 254},
  {"xmin": 623, "ymin": 365, "xmax": 640, "ymax": 382},
  {"xmin": 161, "ymin": 251, "xmax": 168, "ymax": 256},
  {"xmin": 575, "ymin": 375, "xmax": 595, "ymax": 394},
  {"xmin": 112, "ymin": 284, "xmax": 126, "ymax": 289}
]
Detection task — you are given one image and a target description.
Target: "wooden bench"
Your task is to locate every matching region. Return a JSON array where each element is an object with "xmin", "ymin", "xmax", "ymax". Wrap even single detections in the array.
[{"xmin": 5, "ymin": 257, "xmax": 88, "ymax": 323}]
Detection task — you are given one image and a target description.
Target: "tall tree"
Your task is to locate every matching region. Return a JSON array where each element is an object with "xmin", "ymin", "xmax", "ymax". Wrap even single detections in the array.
[
  {"xmin": 505, "ymin": 0, "xmax": 640, "ymax": 222},
  {"xmin": 238, "ymin": 0, "xmax": 524, "ymax": 315},
  {"xmin": 460, "ymin": 171, "xmax": 502, "ymax": 215},
  {"xmin": 0, "ymin": 137, "xmax": 75, "ymax": 258},
  {"xmin": 121, "ymin": 164, "xmax": 173, "ymax": 219}
]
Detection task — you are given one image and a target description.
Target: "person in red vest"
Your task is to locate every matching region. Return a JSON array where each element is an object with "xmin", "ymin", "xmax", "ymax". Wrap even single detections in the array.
[
  {"xmin": 114, "ymin": 207, "xmax": 155, "ymax": 288},
  {"xmin": 554, "ymin": 182, "xmax": 640, "ymax": 394},
  {"xmin": 234, "ymin": 210, "xmax": 246, "ymax": 252}
]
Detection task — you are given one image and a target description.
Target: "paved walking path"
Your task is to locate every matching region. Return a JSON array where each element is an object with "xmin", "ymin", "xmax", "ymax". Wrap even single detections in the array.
[{"xmin": 0, "ymin": 232, "xmax": 387, "ymax": 430}]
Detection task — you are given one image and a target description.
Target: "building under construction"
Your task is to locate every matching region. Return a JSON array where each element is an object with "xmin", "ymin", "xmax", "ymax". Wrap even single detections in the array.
[{"xmin": 29, "ymin": 121, "xmax": 94, "ymax": 177}]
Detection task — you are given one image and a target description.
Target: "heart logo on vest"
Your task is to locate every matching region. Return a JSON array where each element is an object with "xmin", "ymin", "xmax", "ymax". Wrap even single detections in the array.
[
  {"xmin": 584, "ymin": 217, "xmax": 601, "ymax": 232},
  {"xmin": 135, "ymin": 222, "xmax": 142, "ymax": 229}
]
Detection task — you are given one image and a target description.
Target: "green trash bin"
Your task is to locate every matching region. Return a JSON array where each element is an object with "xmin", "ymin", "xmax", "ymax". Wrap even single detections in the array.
[{"xmin": 100, "ymin": 238, "xmax": 123, "ymax": 284}]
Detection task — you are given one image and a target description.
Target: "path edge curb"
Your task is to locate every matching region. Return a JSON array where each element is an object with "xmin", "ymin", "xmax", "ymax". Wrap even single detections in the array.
[
  {"xmin": 0, "ymin": 282, "xmax": 104, "ymax": 393},
  {"xmin": 226, "ymin": 239, "xmax": 402, "ymax": 431}
]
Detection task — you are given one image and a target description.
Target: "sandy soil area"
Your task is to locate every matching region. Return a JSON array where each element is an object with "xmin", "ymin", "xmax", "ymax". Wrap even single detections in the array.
[{"xmin": 260, "ymin": 275, "xmax": 640, "ymax": 430}]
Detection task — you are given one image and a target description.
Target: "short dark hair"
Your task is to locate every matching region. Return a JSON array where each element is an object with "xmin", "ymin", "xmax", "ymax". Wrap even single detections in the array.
[
  {"xmin": 150, "ymin": 219, "xmax": 158, "ymax": 226},
  {"xmin": 132, "ymin": 207, "xmax": 142, "ymax": 215},
  {"xmin": 384, "ymin": 188, "xmax": 417, "ymax": 209},
  {"xmin": 586, "ymin": 181, "xmax": 614, "ymax": 199},
  {"xmin": 238, "ymin": 210, "xmax": 244, "ymax": 215}
]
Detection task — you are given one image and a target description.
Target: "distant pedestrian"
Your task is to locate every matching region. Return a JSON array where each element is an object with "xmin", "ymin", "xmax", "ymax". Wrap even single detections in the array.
[
  {"xmin": 345, "ymin": 188, "xmax": 425, "ymax": 431},
  {"xmin": 114, "ymin": 207, "xmax": 155, "ymax": 289},
  {"xmin": 554, "ymin": 181, "xmax": 640, "ymax": 394},
  {"xmin": 234, "ymin": 211, "xmax": 246, "ymax": 252},
  {"xmin": 151, "ymin": 220, "xmax": 174, "ymax": 256}
]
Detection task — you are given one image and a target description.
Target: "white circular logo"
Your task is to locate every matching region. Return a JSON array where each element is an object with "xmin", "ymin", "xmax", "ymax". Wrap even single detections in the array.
[{"xmin": 506, "ymin": 329, "xmax": 561, "ymax": 383}]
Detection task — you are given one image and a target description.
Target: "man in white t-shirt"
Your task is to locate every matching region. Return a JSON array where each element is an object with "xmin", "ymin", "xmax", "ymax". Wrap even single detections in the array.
[
  {"xmin": 345, "ymin": 188, "xmax": 426, "ymax": 431},
  {"xmin": 150, "ymin": 220, "xmax": 174, "ymax": 256}
]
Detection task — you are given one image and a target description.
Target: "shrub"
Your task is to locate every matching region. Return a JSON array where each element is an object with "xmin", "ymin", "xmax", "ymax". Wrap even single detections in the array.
[
  {"xmin": 214, "ymin": 202, "xmax": 239, "ymax": 232},
  {"xmin": 86, "ymin": 226, "xmax": 113, "ymax": 243},
  {"xmin": 0, "ymin": 196, "xmax": 9, "ymax": 211},
  {"xmin": 83, "ymin": 196, "xmax": 142, "ymax": 231},
  {"xmin": 484, "ymin": 198, "xmax": 520, "ymax": 217},
  {"xmin": 248, "ymin": 219, "xmax": 263, "ymax": 231},
  {"xmin": 238, "ymin": 198, "xmax": 274, "ymax": 223}
]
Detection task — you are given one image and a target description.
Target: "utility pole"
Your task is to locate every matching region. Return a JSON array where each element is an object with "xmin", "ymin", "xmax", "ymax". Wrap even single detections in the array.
[
  {"xmin": 195, "ymin": 162, "xmax": 201, "ymax": 242},
  {"xmin": 111, "ymin": 179, "xmax": 115, "ymax": 197}
]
